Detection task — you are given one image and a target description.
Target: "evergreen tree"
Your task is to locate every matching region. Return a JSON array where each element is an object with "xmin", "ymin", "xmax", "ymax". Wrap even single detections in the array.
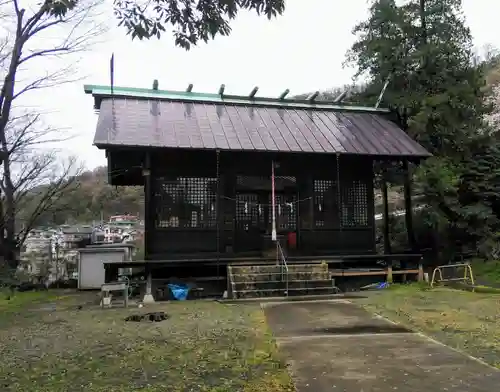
[{"xmin": 347, "ymin": 0, "xmax": 500, "ymax": 258}]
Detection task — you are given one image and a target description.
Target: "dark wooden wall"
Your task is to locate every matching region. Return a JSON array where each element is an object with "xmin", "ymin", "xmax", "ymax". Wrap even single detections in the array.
[{"xmin": 106, "ymin": 148, "xmax": 376, "ymax": 259}]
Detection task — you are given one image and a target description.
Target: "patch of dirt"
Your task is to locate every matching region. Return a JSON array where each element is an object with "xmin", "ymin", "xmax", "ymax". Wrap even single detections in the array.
[{"xmin": 124, "ymin": 311, "xmax": 169, "ymax": 322}]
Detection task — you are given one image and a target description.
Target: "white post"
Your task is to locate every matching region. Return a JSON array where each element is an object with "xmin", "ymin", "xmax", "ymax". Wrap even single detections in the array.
[{"xmin": 142, "ymin": 265, "xmax": 155, "ymax": 303}]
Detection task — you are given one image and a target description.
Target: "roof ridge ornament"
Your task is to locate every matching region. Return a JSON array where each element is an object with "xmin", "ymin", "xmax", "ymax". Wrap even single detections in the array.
[
  {"xmin": 278, "ymin": 89, "xmax": 290, "ymax": 100},
  {"xmin": 84, "ymin": 84, "xmax": 393, "ymax": 113},
  {"xmin": 307, "ymin": 91, "xmax": 319, "ymax": 102},
  {"xmin": 249, "ymin": 86, "xmax": 258, "ymax": 99}
]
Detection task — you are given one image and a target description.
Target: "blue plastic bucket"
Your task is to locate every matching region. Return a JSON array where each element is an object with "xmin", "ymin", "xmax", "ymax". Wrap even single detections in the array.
[{"xmin": 168, "ymin": 284, "xmax": 190, "ymax": 300}]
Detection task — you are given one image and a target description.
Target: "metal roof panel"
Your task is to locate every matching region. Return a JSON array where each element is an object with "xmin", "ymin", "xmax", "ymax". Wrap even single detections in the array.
[{"xmin": 93, "ymin": 98, "xmax": 431, "ymax": 158}]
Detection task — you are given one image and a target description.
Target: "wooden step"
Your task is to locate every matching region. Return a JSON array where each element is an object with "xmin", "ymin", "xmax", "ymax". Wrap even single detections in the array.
[
  {"xmin": 233, "ymin": 286, "xmax": 336, "ymax": 299},
  {"xmin": 233, "ymin": 279, "xmax": 335, "ymax": 292}
]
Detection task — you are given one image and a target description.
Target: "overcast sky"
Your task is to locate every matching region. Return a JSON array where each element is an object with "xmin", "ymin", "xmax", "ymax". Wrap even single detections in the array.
[{"xmin": 19, "ymin": 0, "xmax": 500, "ymax": 170}]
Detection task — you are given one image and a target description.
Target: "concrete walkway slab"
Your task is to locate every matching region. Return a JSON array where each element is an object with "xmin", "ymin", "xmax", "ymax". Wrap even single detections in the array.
[
  {"xmin": 264, "ymin": 301, "xmax": 500, "ymax": 392},
  {"xmin": 263, "ymin": 300, "xmax": 412, "ymax": 337}
]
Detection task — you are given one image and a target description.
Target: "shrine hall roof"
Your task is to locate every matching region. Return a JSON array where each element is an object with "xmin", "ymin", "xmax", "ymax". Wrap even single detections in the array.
[{"xmin": 84, "ymin": 84, "xmax": 431, "ymax": 158}]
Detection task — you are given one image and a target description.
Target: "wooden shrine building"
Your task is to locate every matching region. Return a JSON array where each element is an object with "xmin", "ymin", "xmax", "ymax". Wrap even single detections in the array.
[{"xmin": 85, "ymin": 82, "xmax": 431, "ymax": 299}]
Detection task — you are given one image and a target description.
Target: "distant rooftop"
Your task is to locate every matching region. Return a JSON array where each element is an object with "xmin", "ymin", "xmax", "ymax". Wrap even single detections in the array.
[{"xmin": 84, "ymin": 83, "xmax": 390, "ymax": 114}]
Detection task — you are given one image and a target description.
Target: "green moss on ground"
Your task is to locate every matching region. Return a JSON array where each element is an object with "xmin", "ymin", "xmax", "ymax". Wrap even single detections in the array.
[{"xmin": 0, "ymin": 293, "xmax": 294, "ymax": 392}]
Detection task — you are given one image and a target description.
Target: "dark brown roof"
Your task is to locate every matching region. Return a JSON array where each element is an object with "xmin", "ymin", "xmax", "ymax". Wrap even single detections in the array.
[{"xmin": 93, "ymin": 98, "xmax": 430, "ymax": 158}]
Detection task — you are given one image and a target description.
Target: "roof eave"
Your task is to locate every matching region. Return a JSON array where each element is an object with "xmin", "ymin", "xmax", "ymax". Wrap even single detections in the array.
[{"xmin": 94, "ymin": 142, "xmax": 432, "ymax": 160}]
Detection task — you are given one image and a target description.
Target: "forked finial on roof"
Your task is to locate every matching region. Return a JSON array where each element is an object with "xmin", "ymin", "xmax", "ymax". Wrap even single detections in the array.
[
  {"xmin": 152, "ymin": 79, "xmax": 159, "ymax": 90},
  {"xmin": 218, "ymin": 84, "xmax": 225, "ymax": 96},
  {"xmin": 279, "ymin": 89, "xmax": 290, "ymax": 100},
  {"xmin": 307, "ymin": 91, "xmax": 319, "ymax": 102},
  {"xmin": 375, "ymin": 76, "xmax": 391, "ymax": 109},
  {"xmin": 186, "ymin": 83, "xmax": 193, "ymax": 92},
  {"xmin": 333, "ymin": 90, "xmax": 348, "ymax": 103},
  {"xmin": 249, "ymin": 86, "xmax": 259, "ymax": 98}
]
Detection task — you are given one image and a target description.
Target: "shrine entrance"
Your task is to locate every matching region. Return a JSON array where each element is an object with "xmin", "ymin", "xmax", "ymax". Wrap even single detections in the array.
[{"xmin": 234, "ymin": 175, "xmax": 298, "ymax": 254}]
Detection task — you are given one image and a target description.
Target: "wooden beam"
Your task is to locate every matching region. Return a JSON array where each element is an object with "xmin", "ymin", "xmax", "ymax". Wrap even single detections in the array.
[
  {"xmin": 381, "ymin": 168, "xmax": 391, "ymax": 254},
  {"xmin": 249, "ymin": 86, "xmax": 259, "ymax": 98},
  {"xmin": 279, "ymin": 89, "xmax": 290, "ymax": 100},
  {"xmin": 218, "ymin": 84, "xmax": 225, "ymax": 96},
  {"xmin": 329, "ymin": 269, "xmax": 420, "ymax": 277},
  {"xmin": 307, "ymin": 91, "xmax": 319, "ymax": 102},
  {"xmin": 186, "ymin": 83, "xmax": 193, "ymax": 92}
]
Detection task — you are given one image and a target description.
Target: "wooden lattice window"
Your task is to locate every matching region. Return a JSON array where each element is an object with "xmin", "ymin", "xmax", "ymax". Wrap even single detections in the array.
[
  {"xmin": 154, "ymin": 177, "xmax": 217, "ymax": 229},
  {"xmin": 269, "ymin": 194, "xmax": 296, "ymax": 230},
  {"xmin": 341, "ymin": 180, "xmax": 369, "ymax": 227},
  {"xmin": 236, "ymin": 193, "xmax": 263, "ymax": 231},
  {"xmin": 314, "ymin": 180, "xmax": 338, "ymax": 228}
]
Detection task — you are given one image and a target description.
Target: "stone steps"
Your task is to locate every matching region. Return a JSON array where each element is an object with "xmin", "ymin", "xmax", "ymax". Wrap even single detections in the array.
[
  {"xmin": 233, "ymin": 278, "xmax": 335, "ymax": 292},
  {"xmin": 233, "ymin": 286, "xmax": 336, "ymax": 299},
  {"xmin": 230, "ymin": 264, "xmax": 326, "ymax": 275},
  {"xmin": 228, "ymin": 263, "xmax": 335, "ymax": 299},
  {"xmin": 231, "ymin": 271, "xmax": 330, "ymax": 282}
]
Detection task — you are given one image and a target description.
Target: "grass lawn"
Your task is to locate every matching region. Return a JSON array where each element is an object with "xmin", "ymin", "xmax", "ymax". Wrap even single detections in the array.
[
  {"xmin": 0, "ymin": 292, "xmax": 294, "ymax": 392},
  {"xmin": 357, "ymin": 284, "xmax": 500, "ymax": 368},
  {"xmin": 470, "ymin": 259, "xmax": 500, "ymax": 285}
]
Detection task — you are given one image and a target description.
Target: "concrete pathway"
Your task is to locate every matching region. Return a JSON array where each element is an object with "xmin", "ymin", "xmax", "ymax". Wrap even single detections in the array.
[{"xmin": 263, "ymin": 300, "xmax": 500, "ymax": 392}]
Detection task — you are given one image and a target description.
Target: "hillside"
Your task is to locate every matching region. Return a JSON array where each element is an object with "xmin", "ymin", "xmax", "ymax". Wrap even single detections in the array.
[{"xmin": 29, "ymin": 166, "xmax": 145, "ymax": 226}]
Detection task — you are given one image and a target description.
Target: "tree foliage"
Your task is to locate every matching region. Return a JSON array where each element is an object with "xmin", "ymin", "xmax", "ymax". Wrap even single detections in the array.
[
  {"xmin": 113, "ymin": 0, "xmax": 285, "ymax": 49},
  {"xmin": 345, "ymin": 0, "xmax": 500, "ymax": 261}
]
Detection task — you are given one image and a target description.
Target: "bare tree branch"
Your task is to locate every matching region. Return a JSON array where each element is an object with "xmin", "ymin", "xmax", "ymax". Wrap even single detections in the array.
[
  {"xmin": 0, "ymin": 0, "xmax": 107, "ymax": 268},
  {"xmin": 12, "ymin": 64, "xmax": 84, "ymax": 100},
  {"xmin": 14, "ymin": 156, "xmax": 83, "ymax": 247}
]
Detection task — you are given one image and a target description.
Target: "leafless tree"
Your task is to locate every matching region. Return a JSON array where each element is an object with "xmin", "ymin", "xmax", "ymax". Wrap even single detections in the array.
[
  {"xmin": 8, "ymin": 115, "xmax": 83, "ymax": 247},
  {"xmin": 0, "ymin": 0, "xmax": 106, "ymax": 269}
]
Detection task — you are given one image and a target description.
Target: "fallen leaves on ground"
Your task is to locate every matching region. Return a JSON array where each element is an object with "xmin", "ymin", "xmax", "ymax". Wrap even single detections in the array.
[{"xmin": 0, "ymin": 293, "xmax": 294, "ymax": 392}]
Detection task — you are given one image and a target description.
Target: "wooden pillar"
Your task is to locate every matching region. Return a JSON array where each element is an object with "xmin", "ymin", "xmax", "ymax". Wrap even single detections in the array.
[
  {"xmin": 403, "ymin": 160, "xmax": 416, "ymax": 251},
  {"xmin": 142, "ymin": 152, "xmax": 155, "ymax": 303},
  {"xmin": 216, "ymin": 150, "xmax": 222, "ymax": 277},
  {"xmin": 225, "ymin": 168, "xmax": 236, "ymax": 254},
  {"xmin": 386, "ymin": 260, "xmax": 393, "ymax": 283},
  {"xmin": 418, "ymin": 257, "xmax": 424, "ymax": 282},
  {"xmin": 381, "ymin": 167, "xmax": 391, "ymax": 254},
  {"xmin": 143, "ymin": 152, "xmax": 152, "ymax": 260},
  {"xmin": 297, "ymin": 174, "xmax": 312, "ymax": 251}
]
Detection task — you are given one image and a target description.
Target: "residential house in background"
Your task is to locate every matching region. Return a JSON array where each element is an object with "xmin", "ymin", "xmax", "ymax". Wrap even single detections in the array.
[
  {"xmin": 60, "ymin": 225, "xmax": 93, "ymax": 249},
  {"xmin": 18, "ymin": 215, "xmax": 144, "ymax": 283}
]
